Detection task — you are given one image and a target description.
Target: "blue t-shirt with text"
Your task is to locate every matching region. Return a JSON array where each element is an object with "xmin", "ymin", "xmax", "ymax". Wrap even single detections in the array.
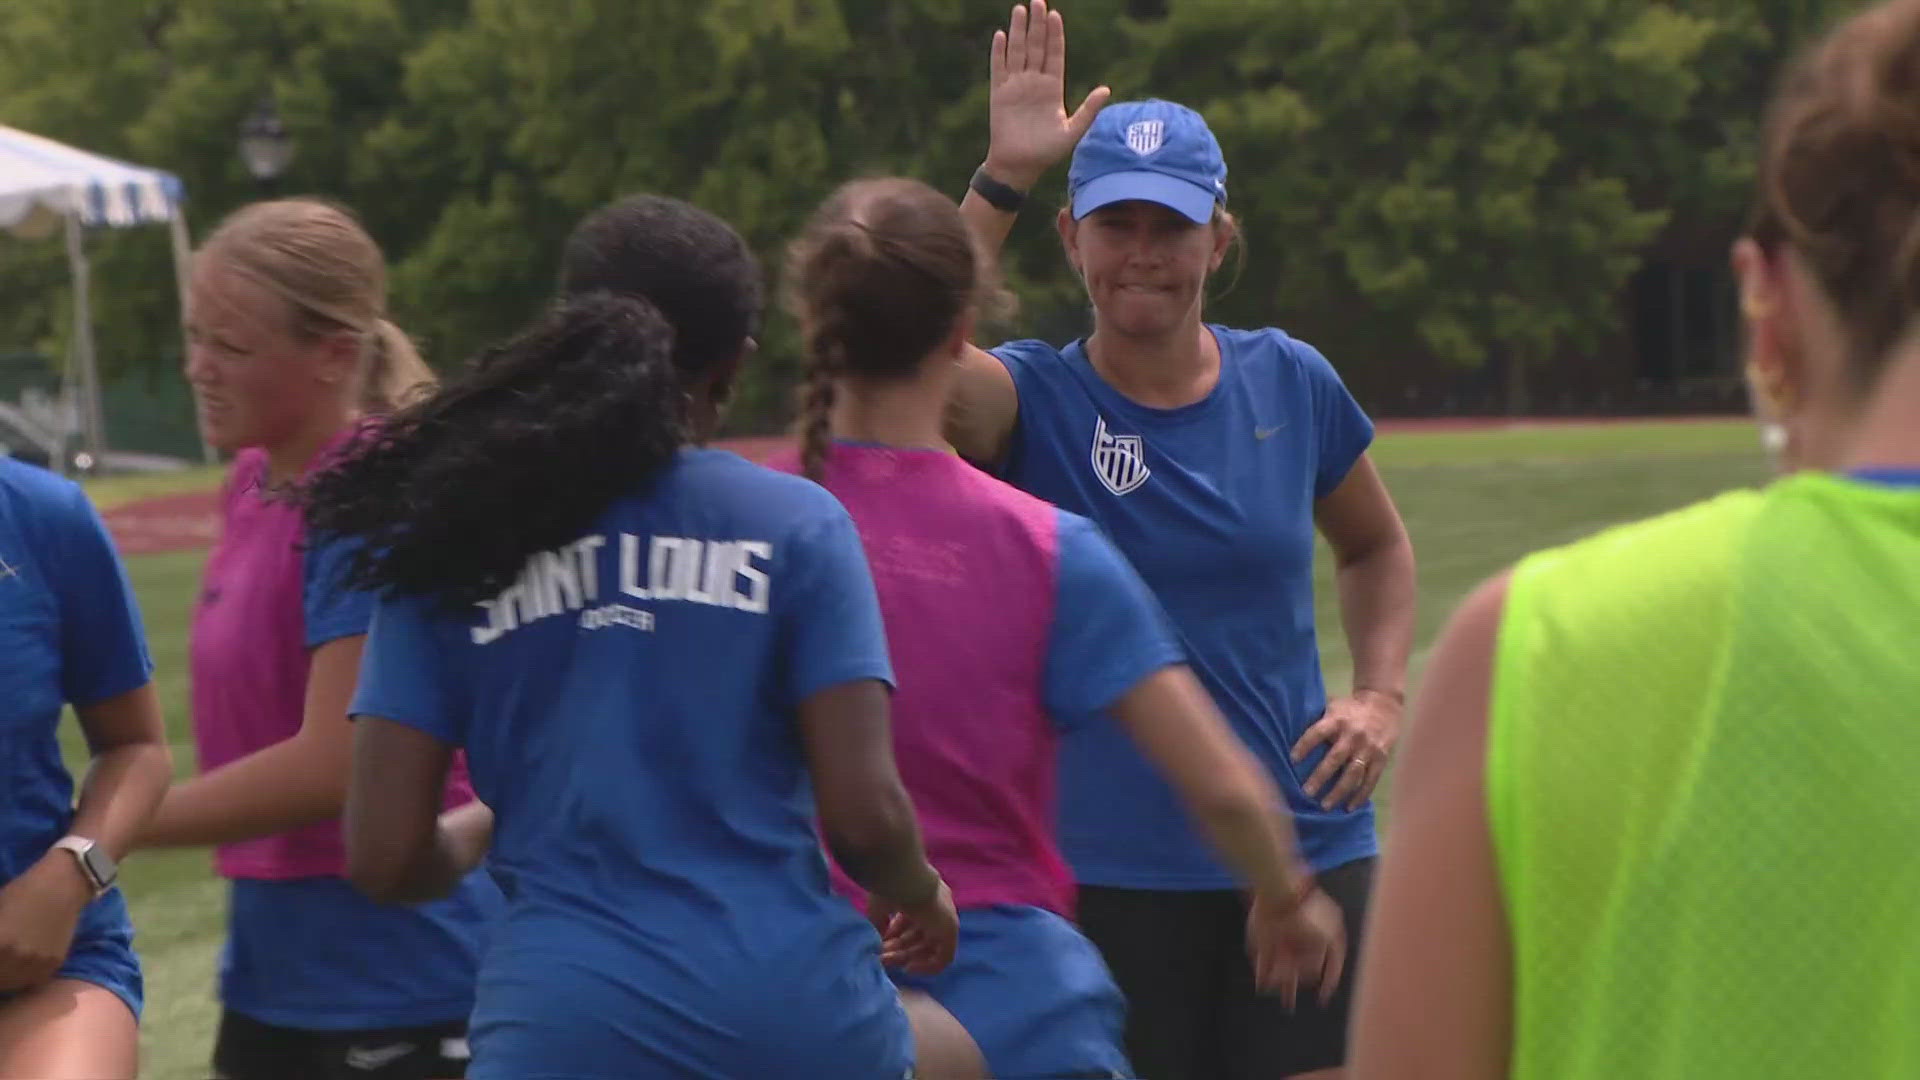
[{"xmin": 351, "ymin": 448, "xmax": 912, "ymax": 1079}]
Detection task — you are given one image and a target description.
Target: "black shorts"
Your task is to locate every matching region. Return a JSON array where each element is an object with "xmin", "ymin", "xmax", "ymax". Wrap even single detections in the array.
[
  {"xmin": 211, "ymin": 1009, "xmax": 471, "ymax": 1080},
  {"xmin": 1075, "ymin": 855, "xmax": 1375, "ymax": 1080}
]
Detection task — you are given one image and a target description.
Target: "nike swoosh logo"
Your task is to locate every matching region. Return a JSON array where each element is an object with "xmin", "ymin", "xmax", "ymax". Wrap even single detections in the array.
[
  {"xmin": 344, "ymin": 1043, "xmax": 416, "ymax": 1071},
  {"xmin": 1255, "ymin": 426, "xmax": 1283, "ymax": 440}
]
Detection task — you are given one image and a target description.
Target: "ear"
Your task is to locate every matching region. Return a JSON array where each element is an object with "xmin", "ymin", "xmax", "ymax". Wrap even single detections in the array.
[
  {"xmin": 708, "ymin": 341, "xmax": 750, "ymax": 409},
  {"xmin": 1732, "ymin": 237, "xmax": 1800, "ymax": 415},
  {"xmin": 1209, "ymin": 213, "xmax": 1234, "ymax": 273},
  {"xmin": 1056, "ymin": 207, "xmax": 1081, "ymax": 275},
  {"xmin": 315, "ymin": 328, "xmax": 362, "ymax": 388}
]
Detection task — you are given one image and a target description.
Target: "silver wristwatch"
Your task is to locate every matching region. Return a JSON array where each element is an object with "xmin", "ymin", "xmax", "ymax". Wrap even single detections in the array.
[{"xmin": 52, "ymin": 835, "xmax": 118, "ymax": 897}]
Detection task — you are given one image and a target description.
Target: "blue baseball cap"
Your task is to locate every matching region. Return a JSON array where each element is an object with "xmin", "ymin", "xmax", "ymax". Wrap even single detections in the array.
[{"xmin": 1068, "ymin": 99, "xmax": 1227, "ymax": 225}]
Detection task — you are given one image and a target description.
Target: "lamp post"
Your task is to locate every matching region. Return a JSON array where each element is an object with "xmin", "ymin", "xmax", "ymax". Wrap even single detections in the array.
[{"xmin": 237, "ymin": 95, "xmax": 294, "ymax": 196}]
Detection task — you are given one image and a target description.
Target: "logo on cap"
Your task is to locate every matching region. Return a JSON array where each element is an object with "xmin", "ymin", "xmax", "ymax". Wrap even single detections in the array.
[{"xmin": 1125, "ymin": 120, "xmax": 1165, "ymax": 157}]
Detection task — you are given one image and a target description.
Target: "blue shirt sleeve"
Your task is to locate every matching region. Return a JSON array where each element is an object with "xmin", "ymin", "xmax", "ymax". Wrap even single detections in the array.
[
  {"xmin": 985, "ymin": 339, "xmax": 1063, "ymax": 477},
  {"xmin": 1294, "ymin": 337, "xmax": 1376, "ymax": 500},
  {"xmin": 303, "ymin": 530, "xmax": 376, "ymax": 649},
  {"xmin": 349, "ymin": 592, "xmax": 465, "ymax": 746},
  {"xmin": 49, "ymin": 482, "xmax": 153, "ymax": 707},
  {"xmin": 1044, "ymin": 510, "xmax": 1186, "ymax": 727},
  {"xmin": 989, "ymin": 338, "xmax": 1060, "ymax": 383},
  {"xmin": 778, "ymin": 505, "xmax": 895, "ymax": 708}
]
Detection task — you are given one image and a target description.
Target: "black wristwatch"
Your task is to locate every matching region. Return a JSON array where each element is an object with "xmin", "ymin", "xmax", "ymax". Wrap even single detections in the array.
[{"xmin": 969, "ymin": 166, "xmax": 1028, "ymax": 213}]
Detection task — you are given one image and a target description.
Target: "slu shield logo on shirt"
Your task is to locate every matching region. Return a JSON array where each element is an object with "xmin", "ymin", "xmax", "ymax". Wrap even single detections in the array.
[
  {"xmin": 1091, "ymin": 416, "xmax": 1150, "ymax": 496},
  {"xmin": 1125, "ymin": 120, "xmax": 1164, "ymax": 156}
]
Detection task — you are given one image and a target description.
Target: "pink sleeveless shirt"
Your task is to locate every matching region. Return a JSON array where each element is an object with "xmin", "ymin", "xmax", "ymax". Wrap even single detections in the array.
[
  {"xmin": 771, "ymin": 442, "xmax": 1077, "ymax": 915},
  {"xmin": 191, "ymin": 436, "xmax": 475, "ymax": 880}
]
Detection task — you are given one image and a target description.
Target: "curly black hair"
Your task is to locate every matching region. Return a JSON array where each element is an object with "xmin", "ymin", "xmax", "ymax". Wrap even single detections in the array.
[{"xmin": 302, "ymin": 195, "xmax": 764, "ymax": 608}]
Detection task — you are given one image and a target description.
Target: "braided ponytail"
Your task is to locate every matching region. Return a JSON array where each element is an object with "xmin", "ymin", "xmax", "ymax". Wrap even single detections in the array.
[
  {"xmin": 801, "ymin": 318, "xmax": 844, "ymax": 482},
  {"xmin": 785, "ymin": 177, "xmax": 987, "ymax": 474},
  {"xmin": 788, "ymin": 225, "xmax": 868, "ymax": 482}
]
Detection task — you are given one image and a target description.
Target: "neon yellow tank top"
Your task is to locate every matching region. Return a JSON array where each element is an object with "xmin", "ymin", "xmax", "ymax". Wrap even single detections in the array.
[{"xmin": 1488, "ymin": 471, "xmax": 1920, "ymax": 1079}]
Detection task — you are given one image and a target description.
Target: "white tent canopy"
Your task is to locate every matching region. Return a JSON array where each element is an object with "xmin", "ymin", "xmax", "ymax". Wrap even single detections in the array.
[{"xmin": 0, "ymin": 124, "xmax": 195, "ymax": 467}]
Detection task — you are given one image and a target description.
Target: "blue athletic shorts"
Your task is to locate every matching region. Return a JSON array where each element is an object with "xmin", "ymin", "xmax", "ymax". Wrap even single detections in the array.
[
  {"xmin": 0, "ymin": 888, "xmax": 142, "ymax": 1021},
  {"xmin": 891, "ymin": 904, "xmax": 1130, "ymax": 1080}
]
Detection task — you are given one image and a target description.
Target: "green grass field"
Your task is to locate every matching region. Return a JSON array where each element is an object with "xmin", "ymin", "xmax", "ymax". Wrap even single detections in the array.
[{"xmin": 75, "ymin": 418, "xmax": 1770, "ymax": 1080}]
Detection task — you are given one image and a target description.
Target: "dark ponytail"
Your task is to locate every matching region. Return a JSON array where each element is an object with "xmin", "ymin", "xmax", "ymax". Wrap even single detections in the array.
[
  {"xmin": 800, "ymin": 324, "xmax": 842, "ymax": 482},
  {"xmin": 303, "ymin": 292, "xmax": 684, "ymax": 608},
  {"xmin": 786, "ymin": 178, "xmax": 1005, "ymax": 480},
  {"xmin": 796, "ymin": 228, "xmax": 867, "ymax": 482}
]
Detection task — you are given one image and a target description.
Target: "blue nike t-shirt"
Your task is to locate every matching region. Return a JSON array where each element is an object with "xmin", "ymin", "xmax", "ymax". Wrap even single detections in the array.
[
  {"xmin": 0, "ymin": 457, "xmax": 152, "ymax": 882},
  {"xmin": 993, "ymin": 326, "xmax": 1377, "ymax": 887},
  {"xmin": 350, "ymin": 448, "xmax": 913, "ymax": 1080}
]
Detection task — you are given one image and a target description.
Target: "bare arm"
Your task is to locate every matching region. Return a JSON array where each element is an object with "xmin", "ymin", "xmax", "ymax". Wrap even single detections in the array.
[
  {"xmin": 960, "ymin": 0, "xmax": 1104, "ymax": 263},
  {"xmin": 1294, "ymin": 454, "xmax": 1418, "ymax": 809},
  {"xmin": 944, "ymin": 0, "xmax": 1107, "ymax": 469},
  {"xmin": 69, "ymin": 683, "xmax": 173, "ymax": 864},
  {"xmin": 343, "ymin": 717, "xmax": 482, "ymax": 903},
  {"xmin": 945, "ymin": 348, "xmax": 1021, "ymax": 470},
  {"xmin": 140, "ymin": 635, "xmax": 364, "ymax": 848},
  {"xmin": 800, "ymin": 680, "xmax": 941, "ymax": 906},
  {"xmin": 0, "ymin": 685, "xmax": 170, "ymax": 993},
  {"xmin": 1110, "ymin": 666, "xmax": 1311, "ymax": 900},
  {"xmin": 960, "ymin": 184, "xmax": 1031, "ymax": 270},
  {"xmin": 1315, "ymin": 453, "xmax": 1417, "ymax": 701},
  {"xmin": 951, "ymin": 90, "xmax": 1030, "ymax": 470},
  {"xmin": 1349, "ymin": 573, "xmax": 1513, "ymax": 1080}
]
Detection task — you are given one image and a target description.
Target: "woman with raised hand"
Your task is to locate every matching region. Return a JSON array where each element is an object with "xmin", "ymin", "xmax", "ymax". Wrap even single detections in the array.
[
  {"xmin": 1353, "ymin": 2, "xmax": 1920, "ymax": 1076},
  {"xmin": 774, "ymin": 174, "xmax": 1345, "ymax": 1080},
  {"xmin": 305, "ymin": 193, "xmax": 982, "ymax": 1080},
  {"xmin": 944, "ymin": 4, "xmax": 1418, "ymax": 1078}
]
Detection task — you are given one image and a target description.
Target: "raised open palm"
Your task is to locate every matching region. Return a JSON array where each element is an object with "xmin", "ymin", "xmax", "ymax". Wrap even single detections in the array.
[{"xmin": 985, "ymin": 0, "xmax": 1111, "ymax": 188}]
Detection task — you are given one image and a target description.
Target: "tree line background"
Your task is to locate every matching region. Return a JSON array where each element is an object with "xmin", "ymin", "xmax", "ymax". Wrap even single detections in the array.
[{"xmin": 0, "ymin": 0, "xmax": 1861, "ymax": 445}]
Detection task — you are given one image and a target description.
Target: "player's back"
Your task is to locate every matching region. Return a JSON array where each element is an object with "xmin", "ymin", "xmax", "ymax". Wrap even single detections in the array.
[
  {"xmin": 1491, "ymin": 471, "xmax": 1920, "ymax": 1079},
  {"xmin": 367, "ymin": 447, "xmax": 908, "ymax": 1078},
  {"xmin": 772, "ymin": 441, "xmax": 1075, "ymax": 914}
]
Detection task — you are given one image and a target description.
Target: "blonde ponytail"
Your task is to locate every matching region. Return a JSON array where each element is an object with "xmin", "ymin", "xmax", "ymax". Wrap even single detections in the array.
[{"xmin": 365, "ymin": 318, "xmax": 436, "ymax": 413}]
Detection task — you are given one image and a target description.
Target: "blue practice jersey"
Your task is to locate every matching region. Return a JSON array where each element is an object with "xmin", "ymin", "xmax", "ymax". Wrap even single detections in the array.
[
  {"xmin": 993, "ymin": 326, "xmax": 1377, "ymax": 887},
  {"xmin": 351, "ymin": 448, "xmax": 912, "ymax": 1079},
  {"xmin": 0, "ymin": 458, "xmax": 151, "ymax": 881}
]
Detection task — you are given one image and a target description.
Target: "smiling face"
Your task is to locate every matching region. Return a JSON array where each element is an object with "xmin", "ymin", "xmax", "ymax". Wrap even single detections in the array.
[
  {"xmin": 183, "ymin": 254, "xmax": 355, "ymax": 453},
  {"xmin": 1059, "ymin": 199, "xmax": 1232, "ymax": 340}
]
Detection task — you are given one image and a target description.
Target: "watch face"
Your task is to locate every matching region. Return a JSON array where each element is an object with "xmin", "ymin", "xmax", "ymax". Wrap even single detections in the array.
[{"xmin": 80, "ymin": 845, "xmax": 116, "ymax": 888}]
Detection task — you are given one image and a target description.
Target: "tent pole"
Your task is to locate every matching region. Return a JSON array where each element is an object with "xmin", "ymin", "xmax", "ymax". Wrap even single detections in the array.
[
  {"xmin": 63, "ymin": 211, "xmax": 107, "ymax": 470},
  {"xmin": 168, "ymin": 211, "xmax": 216, "ymax": 465}
]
